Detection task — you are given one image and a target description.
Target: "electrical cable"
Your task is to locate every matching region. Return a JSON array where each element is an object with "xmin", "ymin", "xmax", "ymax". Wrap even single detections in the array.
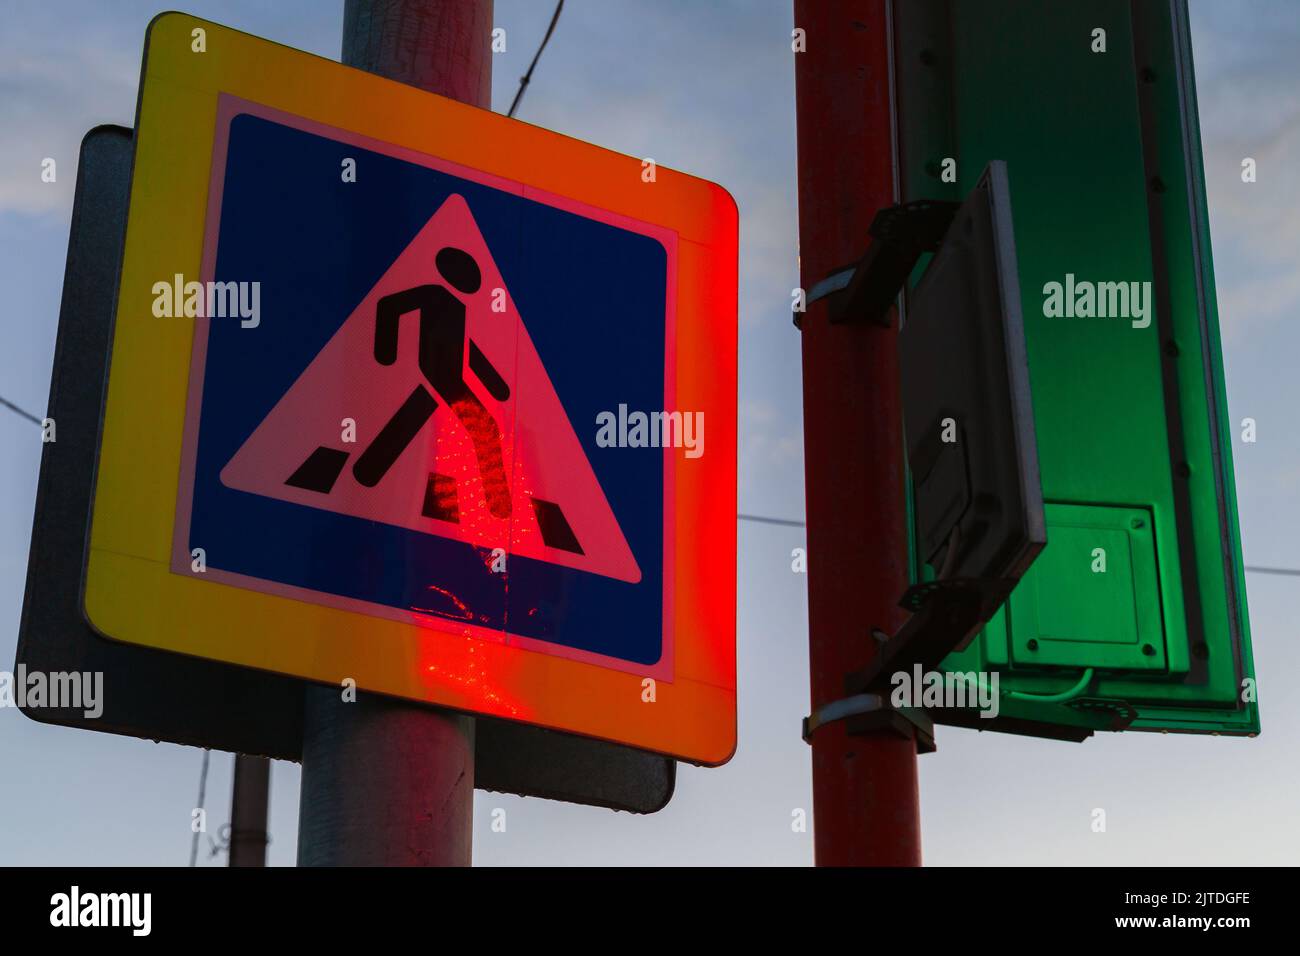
[
  {"xmin": 506, "ymin": 0, "xmax": 564, "ymax": 119},
  {"xmin": 188, "ymin": 749, "xmax": 210, "ymax": 867},
  {"xmin": 1004, "ymin": 667, "xmax": 1095, "ymax": 703},
  {"xmin": 0, "ymin": 394, "xmax": 41, "ymax": 426},
  {"xmin": 737, "ymin": 513, "xmax": 1293, "ymax": 576}
]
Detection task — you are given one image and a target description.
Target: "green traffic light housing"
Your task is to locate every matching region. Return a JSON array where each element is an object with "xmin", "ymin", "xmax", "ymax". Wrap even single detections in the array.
[{"xmin": 895, "ymin": 0, "xmax": 1257, "ymax": 738}]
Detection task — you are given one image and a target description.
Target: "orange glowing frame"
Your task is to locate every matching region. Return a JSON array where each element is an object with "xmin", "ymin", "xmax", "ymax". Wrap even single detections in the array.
[{"xmin": 82, "ymin": 13, "xmax": 737, "ymax": 765}]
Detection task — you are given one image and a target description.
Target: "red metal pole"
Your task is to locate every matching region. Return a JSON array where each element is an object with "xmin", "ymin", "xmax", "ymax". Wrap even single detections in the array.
[{"xmin": 793, "ymin": 0, "xmax": 922, "ymax": 866}]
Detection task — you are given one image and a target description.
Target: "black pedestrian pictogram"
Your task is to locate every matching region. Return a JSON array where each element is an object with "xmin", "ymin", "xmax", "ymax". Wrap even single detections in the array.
[
  {"xmin": 223, "ymin": 193, "xmax": 638, "ymax": 580},
  {"xmin": 283, "ymin": 245, "xmax": 581, "ymax": 553},
  {"xmin": 286, "ymin": 246, "xmax": 513, "ymax": 522}
]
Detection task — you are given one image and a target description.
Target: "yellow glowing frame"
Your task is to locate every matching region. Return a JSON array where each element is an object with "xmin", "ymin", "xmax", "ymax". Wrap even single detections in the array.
[{"xmin": 83, "ymin": 13, "xmax": 738, "ymax": 765}]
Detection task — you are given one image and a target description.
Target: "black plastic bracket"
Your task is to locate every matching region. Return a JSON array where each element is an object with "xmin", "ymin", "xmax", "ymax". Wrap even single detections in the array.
[
  {"xmin": 794, "ymin": 199, "xmax": 960, "ymax": 329},
  {"xmin": 844, "ymin": 578, "xmax": 997, "ymax": 699},
  {"xmin": 802, "ymin": 691, "xmax": 937, "ymax": 755}
]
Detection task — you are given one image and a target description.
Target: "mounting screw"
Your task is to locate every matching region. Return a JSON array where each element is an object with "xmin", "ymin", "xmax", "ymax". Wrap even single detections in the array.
[
  {"xmin": 1027, "ymin": 639, "xmax": 1039, "ymax": 651},
  {"xmin": 1142, "ymin": 643, "xmax": 1156, "ymax": 656},
  {"xmin": 1130, "ymin": 517, "xmax": 1145, "ymax": 529}
]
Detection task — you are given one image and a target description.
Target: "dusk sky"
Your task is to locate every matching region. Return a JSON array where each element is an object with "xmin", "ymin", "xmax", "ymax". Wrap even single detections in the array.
[{"xmin": 0, "ymin": 0, "xmax": 1297, "ymax": 865}]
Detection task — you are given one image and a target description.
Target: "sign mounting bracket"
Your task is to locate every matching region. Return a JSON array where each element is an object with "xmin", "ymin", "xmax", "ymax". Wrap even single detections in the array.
[{"xmin": 794, "ymin": 199, "xmax": 960, "ymax": 328}]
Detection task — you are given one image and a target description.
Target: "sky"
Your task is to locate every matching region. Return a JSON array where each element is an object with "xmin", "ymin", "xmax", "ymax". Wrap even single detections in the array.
[{"xmin": 0, "ymin": 0, "xmax": 1296, "ymax": 866}]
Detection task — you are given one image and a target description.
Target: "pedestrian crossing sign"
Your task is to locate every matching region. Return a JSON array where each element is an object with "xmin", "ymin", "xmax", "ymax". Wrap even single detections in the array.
[{"xmin": 83, "ymin": 14, "xmax": 738, "ymax": 764}]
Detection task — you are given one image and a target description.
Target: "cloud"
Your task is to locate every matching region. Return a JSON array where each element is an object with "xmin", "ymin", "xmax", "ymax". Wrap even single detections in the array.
[
  {"xmin": 1199, "ymin": 116, "xmax": 1300, "ymax": 339},
  {"xmin": 1192, "ymin": 14, "xmax": 1300, "ymax": 340},
  {"xmin": 513, "ymin": 2, "xmax": 800, "ymax": 330},
  {"xmin": 0, "ymin": 47, "xmax": 138, "ymax": 216}
]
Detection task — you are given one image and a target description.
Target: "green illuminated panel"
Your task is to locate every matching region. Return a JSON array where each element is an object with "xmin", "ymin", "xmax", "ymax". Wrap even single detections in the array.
[
  {"xmin": 1004, "ymin": 503, "xmax": 1166, "ymax": 674},
  {"xmin": 896, "ymin": 0, "xmax": 1256, "ymax": 735}
]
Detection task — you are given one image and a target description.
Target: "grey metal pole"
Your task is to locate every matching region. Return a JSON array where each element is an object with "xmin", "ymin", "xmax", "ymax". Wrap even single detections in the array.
[
  {"xmin": 297, "ymin": 0, "xmax": 491, "ymax": 867},
  {"xmin": 298, "ymin": 690, "xmax": 476, "ymax": 866},
  {"xmin": 341, "ymin": 0, "xmax": 493, "ymax": 107},
  {"xmin": 228, "ymin": 754, "xmax": 271, "ymax": 867}
]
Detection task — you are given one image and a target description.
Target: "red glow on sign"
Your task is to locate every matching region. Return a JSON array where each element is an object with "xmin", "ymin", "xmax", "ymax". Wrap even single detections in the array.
[{"xmin": 221, "ymin": 194, "xmax": 639, "ymax": 582}]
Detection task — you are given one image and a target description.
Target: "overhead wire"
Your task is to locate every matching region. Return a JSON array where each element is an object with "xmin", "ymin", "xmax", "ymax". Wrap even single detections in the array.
[{"xmin": 506, "ymin": 0, "xmax": 564, "ymax": 119}]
